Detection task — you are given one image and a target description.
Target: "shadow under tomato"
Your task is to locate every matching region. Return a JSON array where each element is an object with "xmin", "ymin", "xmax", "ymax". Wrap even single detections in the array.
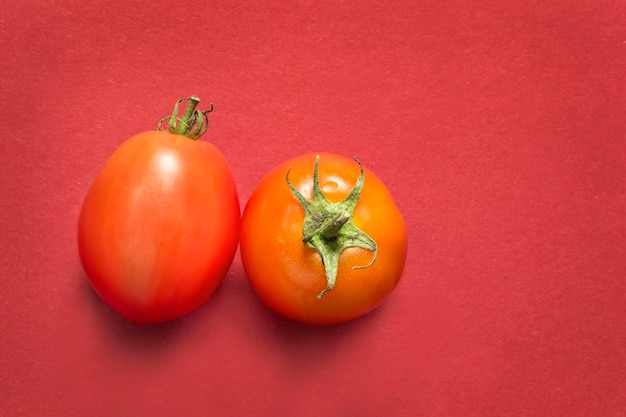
[
  {"xmin": 78, "ymin": 271, "xmax": 219, "ymax": 353},
  {"xmin": 244, "ymin": 284, "xmax": 387, "ymax": 368},
  {"xmin": 274, "ymin": 303, "xmax": 383, "ymax": 339}
]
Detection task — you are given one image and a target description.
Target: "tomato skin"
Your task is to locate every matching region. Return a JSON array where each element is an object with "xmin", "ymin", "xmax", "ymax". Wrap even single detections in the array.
[
  {"xmin": 240, "ymin": 153, "xmax": 407, "ymax": 325},
  {"xmin": 78, "ymin": 131, "xmax": 240, "ymax": 323}
]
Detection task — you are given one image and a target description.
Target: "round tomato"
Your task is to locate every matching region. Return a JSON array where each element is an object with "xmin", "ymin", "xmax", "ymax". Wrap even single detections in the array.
[
  {"xmin": 240, "ymin": 153, "xmax": 407, "ymax": 325},
  {"xmin": 78, "ymin": 97, "xmax": 240, "ymax": 324}
]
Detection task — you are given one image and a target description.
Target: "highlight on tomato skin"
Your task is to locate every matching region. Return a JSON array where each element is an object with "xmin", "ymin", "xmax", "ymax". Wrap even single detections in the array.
[
  {"xmin": 240, "ymin": 152, "xmax": 408, "ymax": 325},
  {"xmin": 77, "ymin": 97, "xmax": 241, "ymax": 324}
]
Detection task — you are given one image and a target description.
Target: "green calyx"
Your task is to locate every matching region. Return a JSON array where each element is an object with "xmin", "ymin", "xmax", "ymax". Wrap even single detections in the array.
[
  {"xmin": 287, "ymin": 155, "xmax": 378, "ymax": 299},
  {"xmin": 157, "ymin": 96, "xmax": 214, "ymax": 139}
]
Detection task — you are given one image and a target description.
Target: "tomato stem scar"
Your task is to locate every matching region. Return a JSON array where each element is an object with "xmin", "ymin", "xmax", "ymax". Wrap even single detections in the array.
[
  {"xmin": 157, "ymin": 96, "xmax": 214, "ymax": 139},
  {"xmin": 286, "ymin": 155, "xmax": 378, "ymax": 299}
]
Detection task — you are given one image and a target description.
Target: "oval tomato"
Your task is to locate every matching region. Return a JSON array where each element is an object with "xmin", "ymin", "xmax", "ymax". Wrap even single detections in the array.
[
  {"xmin": 78, "ymin": 97, "xmax": 240, "ymax": 323},
  {"xmin": 240, "ymin": 153, "xmax": 407, "ymax": 325}
]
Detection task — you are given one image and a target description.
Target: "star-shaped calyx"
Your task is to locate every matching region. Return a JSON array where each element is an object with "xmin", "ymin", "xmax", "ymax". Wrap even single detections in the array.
[{"xmin": 286, "ymin": 155, "xmax": 377, "ymax": 299}]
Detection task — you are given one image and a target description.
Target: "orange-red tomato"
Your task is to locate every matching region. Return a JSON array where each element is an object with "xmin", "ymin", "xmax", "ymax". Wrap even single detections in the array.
[
  {"xmin": 78, "ymin": 98, "xmax": 239, "ymax": 323},
  {"xmin": 240, "ymin": 153, "xmax": 407, "ymax": 325}
]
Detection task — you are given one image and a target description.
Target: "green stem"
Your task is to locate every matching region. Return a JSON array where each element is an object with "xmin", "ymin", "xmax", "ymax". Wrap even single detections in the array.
[
  {"xmin": 287, "ymin": 155, "xmax": 378, "ymax": 299},
  {"xmin": 178, "ymin": 96, "xmax": 200, "ymax": 136},
  {"xmin": 158, "ymin": 96, "xmax": 214, "ymax": 139},
  {"xmin": 303, "ymin": 210, "xmax": 350, "ymax": 243}
]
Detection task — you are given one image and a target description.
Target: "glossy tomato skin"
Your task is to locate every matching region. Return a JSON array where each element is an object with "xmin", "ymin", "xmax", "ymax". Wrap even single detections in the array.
[
  {"xmin": 78, "ymin": 131, "xmax": 240, "ymax": 323},
  {"xmin": 240, "ymin": 153, "xmax": 407, "ymax": 325}
]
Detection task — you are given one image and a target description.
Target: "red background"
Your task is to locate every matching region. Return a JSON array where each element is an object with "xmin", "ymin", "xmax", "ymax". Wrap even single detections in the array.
[{"xmin": 1, "ymin": 1, "xmax": 625, "ymax": 416}]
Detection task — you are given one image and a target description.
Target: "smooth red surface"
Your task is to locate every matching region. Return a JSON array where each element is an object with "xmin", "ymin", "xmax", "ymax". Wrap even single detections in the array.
[
  {"xmin": 78, "ymin": 131, "xmax": 240, "ymax": 323},
  {"xmin": 241, "ymin": 152, "xmax": 407, "ymax": 325},
  {"xmin": 1, "ymin": 1, "xmax": 625, "ymax": 416}
]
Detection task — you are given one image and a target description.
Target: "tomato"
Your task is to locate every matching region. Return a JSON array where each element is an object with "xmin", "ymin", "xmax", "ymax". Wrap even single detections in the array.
[
  {"xmin": 240, "ymin": 153, "xmax": 407, "ymax": 325},
  {"xmin": 78, "ymin": 97, "xmax": 240, "ymax": 323}
]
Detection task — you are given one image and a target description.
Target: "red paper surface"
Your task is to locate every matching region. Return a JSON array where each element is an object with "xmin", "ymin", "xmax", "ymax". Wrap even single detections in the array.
[{"xmin": 1, "ymin": 1, "xmax": 625, "ymax": 416}]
